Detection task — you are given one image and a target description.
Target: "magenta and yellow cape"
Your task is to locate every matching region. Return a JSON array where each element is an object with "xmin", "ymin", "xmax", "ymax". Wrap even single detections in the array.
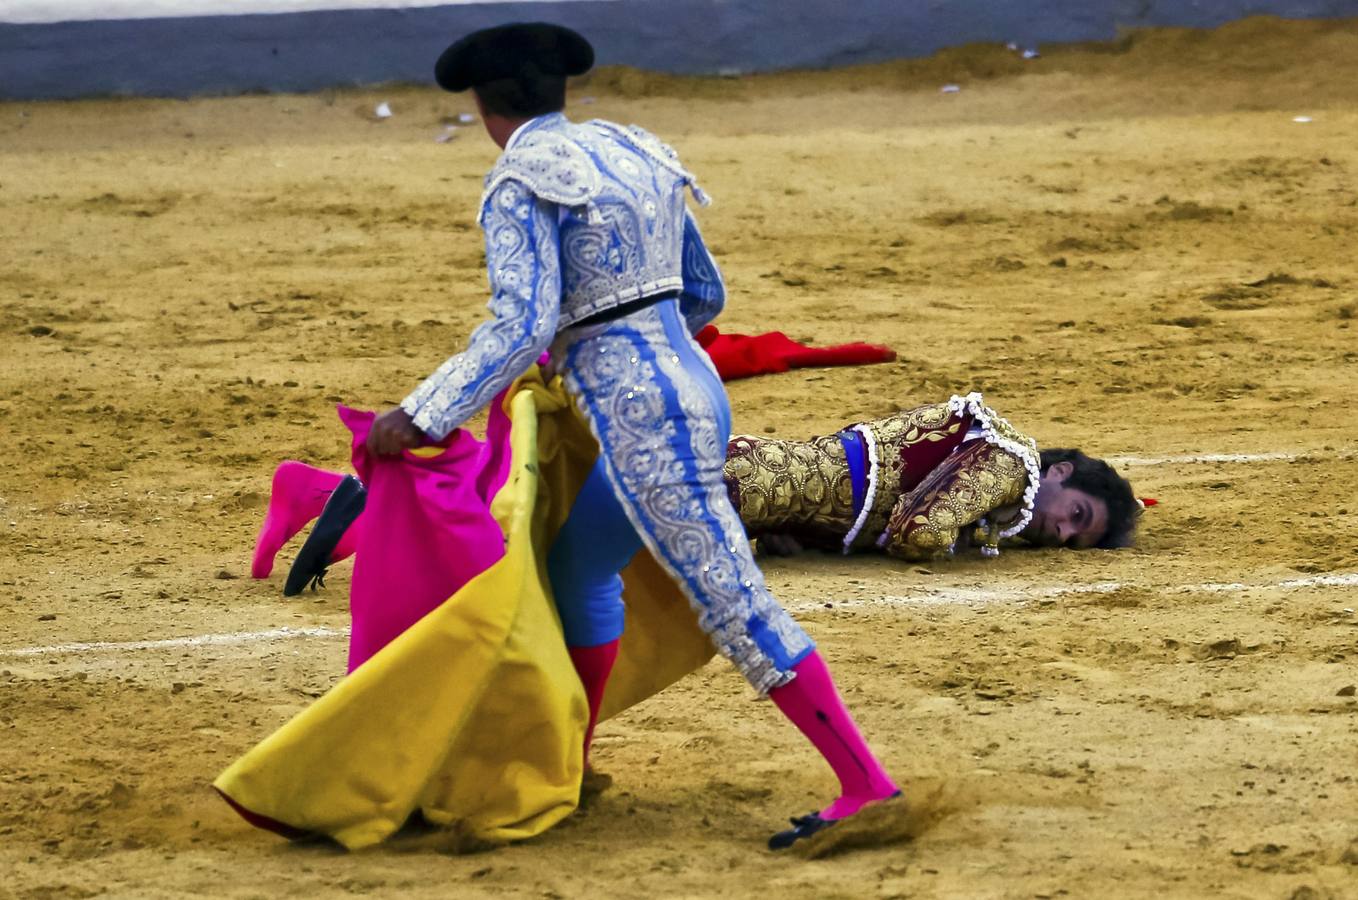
[{"xmin": 214, "ymin": 370, "xmax": 714, "ymax": 849}]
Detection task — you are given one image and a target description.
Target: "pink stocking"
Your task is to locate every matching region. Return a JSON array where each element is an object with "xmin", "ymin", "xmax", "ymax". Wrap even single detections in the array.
[
  {"xmin": 768, "ymin": 650, "xmax": 899, "ymax": 820},
  {"xmin": 251, "ymin": 461, "xmax": 346, "ymax": 579},
  {"xmin": 568, "ymin": 640, "xmax": 620, "ymax": 764}
]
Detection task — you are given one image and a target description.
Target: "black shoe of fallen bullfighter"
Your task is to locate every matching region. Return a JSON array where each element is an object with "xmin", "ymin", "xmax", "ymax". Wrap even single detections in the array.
[{"xmin": 283, "ymin": 475, "xmax": 367, "ymax": 597}]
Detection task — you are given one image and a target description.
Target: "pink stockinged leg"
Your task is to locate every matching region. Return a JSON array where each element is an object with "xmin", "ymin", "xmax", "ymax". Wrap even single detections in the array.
[
  {"xmin": 567, "ymin": 640, "xmax": 620, "ymax": 763},
  {"xmin": 768, "ymin": 650, "xmax": 899, "ymax": 820},
  {"xmin": 251, "ymin": 461, "xmax": 347, "ymax": 579}
]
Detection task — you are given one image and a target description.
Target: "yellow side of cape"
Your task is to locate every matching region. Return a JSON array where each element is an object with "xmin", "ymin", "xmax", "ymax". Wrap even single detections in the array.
[{"xmin": 213, "ymin": 371, "xmax": 715, "ymax": 849}]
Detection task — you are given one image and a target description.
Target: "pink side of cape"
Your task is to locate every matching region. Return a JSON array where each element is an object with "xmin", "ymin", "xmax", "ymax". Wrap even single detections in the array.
[{"xmin": 337, "ymin": 396, "xmax": 513, "ymax": 672}]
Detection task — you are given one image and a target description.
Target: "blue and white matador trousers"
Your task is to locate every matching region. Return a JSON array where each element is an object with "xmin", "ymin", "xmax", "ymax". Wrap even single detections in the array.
[{"xmin": 546, "ymin": 299, "xmax": 814, "ymax": 694}]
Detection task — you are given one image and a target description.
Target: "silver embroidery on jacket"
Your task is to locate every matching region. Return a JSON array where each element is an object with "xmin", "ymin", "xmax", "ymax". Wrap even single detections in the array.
[
  {"xmin": 403, "ymin": 113, "xmax": 722, "ymax": 440},
  {"xmin": 483, "ymin": 113, "xmax": 713, "ymax": 329},
  {"xmin": 402, "ymin": 179, "xmax": 560, "ymax": 439}
]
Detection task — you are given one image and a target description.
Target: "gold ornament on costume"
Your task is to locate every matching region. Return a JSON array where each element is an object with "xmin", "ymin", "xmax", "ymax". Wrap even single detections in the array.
[
  {"xmin": 723, "ymin": 393, "xmax": 1039, "ymax": 558},
  {"xmin": 879, "ymin": 441, "xmax": 1030, "ymax": 560},
  {"xmin": 724, "ymin": 434, "xmax": 857, "ymax": 540}
]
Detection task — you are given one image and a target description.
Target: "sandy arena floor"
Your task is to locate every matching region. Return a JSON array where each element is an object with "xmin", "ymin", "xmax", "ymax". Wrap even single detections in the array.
[{"xmin": 3, "ymin": 15, "xmax": 1358, "ymax": 899}]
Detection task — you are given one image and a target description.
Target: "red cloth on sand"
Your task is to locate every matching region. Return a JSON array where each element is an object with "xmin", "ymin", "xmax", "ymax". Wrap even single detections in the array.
[{"xmin": 696, "ymin": 325, "xmax": 896, "ymax": 381}]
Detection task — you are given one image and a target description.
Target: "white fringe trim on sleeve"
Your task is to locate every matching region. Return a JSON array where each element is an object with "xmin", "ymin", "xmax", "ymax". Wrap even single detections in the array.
[{"xmin": 946, "ymin": 392, "xmax": 1041, "ymax": 539}]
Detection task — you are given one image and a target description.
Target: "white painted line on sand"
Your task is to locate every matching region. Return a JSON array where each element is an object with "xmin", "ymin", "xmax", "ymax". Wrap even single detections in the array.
[
  {"xmin": 5, "ymin": 573, "xmax": 1355, "ymax": 659},
  {"xmin": 1110, "ymin": 451, "xmax": 1296, "ymax": 466},
  {"xmin": 788, "ymin": 570, "xmax": 1358, "ymax": 612},
  {"xmin": 0, "ymin": 625, "xmax": 347, "ymax": 659},
  {"xmin": 1276, "ymin": 572, "xmax": 1358, "ymax": 590},
  {"xmin": 1109, "ymin": 448, "xmax": 1355, "ymax": 467}
]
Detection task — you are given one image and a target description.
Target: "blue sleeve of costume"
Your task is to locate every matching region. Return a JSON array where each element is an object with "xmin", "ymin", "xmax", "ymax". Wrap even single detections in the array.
[
  {"xmin": 678, "ymin": 210, "xmax": 725, "ymax": 335},
  {"xmin": 401, "ymin": 180, "xmax": 561, "ymax": 440}
]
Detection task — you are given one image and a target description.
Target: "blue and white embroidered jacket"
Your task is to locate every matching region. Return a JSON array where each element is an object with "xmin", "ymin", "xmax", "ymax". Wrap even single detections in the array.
[{"xmin": 402, "ymin": 112, "xmax": 725, "ymax": 440}]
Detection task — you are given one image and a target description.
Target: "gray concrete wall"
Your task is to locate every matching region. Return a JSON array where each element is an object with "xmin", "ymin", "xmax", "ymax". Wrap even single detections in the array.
[{"xmin": 3, "ymin": 0, "xmax": 1358, "ymax": 101}]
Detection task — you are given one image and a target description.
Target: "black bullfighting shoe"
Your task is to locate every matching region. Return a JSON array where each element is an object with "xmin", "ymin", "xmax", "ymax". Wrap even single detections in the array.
[
  {"xmin": 768, "ymin": 811, "xmax": 835, "ymax": 850},
  {"xmin": 283, "ymin": 475, "xmax": 367, "ymax": 597},
  {"xmin": 767, "ymin": 789, "xmax": 906, "ymax": 851}
]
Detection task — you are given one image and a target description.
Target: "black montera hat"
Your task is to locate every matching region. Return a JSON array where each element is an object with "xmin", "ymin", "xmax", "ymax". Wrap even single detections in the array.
[{"xmin": 435, "ymin": 22, "xmax": 594, "ymax": 92}]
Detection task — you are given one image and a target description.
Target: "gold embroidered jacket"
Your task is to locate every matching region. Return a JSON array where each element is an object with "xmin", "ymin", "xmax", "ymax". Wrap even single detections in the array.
[{"xmin": 723, "ymin": 394, "xmax": 1040, "ymax": 559}]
